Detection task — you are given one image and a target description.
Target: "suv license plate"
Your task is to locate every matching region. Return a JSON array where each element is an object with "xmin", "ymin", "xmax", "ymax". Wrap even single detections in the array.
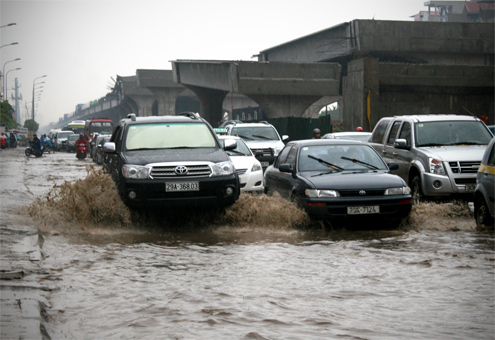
[
  {"xmin": 347, "ymin": 206, "xmax": 379, "ymax": 215},
  {"xmin": 465, "ymin": 184, "xmax": 476, "ymax": 192},
  {"xmin": 166, "ymin": 182, "xmax": 199, "ymax": 192},
  {"xmin": 261, "ymin": 161, "xmax": 269, "ymax": 167}
]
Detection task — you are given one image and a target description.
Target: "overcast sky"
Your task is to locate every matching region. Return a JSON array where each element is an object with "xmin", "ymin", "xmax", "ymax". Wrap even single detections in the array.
[{"xmin": 1, "ymin": 0, "xmax": 431, "ymax": 127}]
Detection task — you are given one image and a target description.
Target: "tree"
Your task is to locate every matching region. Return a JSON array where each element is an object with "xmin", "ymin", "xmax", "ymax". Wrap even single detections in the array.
[
  {"xmin": 24, "ymin": 119, "xmax": 39, "ymax": 133},
  {"xmin": 0, "ymin": 100, "xmax": 18, "ymax": 130}
]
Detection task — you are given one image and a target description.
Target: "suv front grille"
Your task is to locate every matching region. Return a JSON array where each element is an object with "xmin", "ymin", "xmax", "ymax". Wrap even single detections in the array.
[
  {"xmin": 250, "ymin": 148, "xmax": 273, "ymax": 157},
  {"xmin": 150, "ymin": 164, "xmax": 211, "ymax": 178},
  {"xmin": 448, "ymin": 161, "xmax": 480, "ymax": 174}
]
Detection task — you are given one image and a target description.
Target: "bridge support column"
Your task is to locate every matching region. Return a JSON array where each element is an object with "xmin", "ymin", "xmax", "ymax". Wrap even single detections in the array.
[{"xmin": 187, "ymin": 86, "xmax": 228, "ymax": 125}]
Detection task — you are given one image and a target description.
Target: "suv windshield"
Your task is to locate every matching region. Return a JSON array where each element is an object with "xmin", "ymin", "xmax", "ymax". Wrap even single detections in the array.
[
  {"xmin": 231, "ymin": 126, "xmax": 279, "ymax": 141},
  {"xmin": 415, "ymin": 121, "xmax": 493, "ymax": 147},
  {"xmin": 125, "ymin": 123, "xmax": 217, "ymax": 151}
]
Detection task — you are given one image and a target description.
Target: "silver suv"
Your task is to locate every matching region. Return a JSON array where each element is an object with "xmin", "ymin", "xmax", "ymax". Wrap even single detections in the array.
[
  {"xmin": 369, "ymin": 115, "xmax": 493, "ymax": 203},
  {"xmin": 225, "ymin": 121, "xmax": 288, "ymax": 171}
]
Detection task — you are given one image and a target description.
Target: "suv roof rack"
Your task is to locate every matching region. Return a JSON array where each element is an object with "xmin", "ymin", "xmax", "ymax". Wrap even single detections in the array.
[{"xmin": 179, "ymin": 112, "xmax": 200, "ymax": 120}]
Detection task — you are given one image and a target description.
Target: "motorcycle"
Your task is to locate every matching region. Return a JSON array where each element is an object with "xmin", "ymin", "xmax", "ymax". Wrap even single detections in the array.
[
  {"xmin": 41, "ymin": 139, "xmax": 54, "ymax": 154},
  {"xmin": 76, "ymin": 143, "xmax": 88, "ymax": 160},
  {"xmin": 25, "ymin": 141, "xmax": 43, "ymax": 158}
]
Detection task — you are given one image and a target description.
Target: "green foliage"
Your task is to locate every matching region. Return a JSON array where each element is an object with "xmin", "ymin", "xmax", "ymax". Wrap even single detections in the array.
[
  {"xmin": 0, "ymin": 100, "xmax": 18, "ymax": 130},
  {"xmin": 24, "ymin": 119, "xmax": 39, "ymax": 132}
]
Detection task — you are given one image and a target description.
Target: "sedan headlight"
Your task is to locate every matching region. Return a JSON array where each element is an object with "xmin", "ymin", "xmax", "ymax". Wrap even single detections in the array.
[
  {"xmin": 211, "ymin": 161, "xmax": 235, "ymax": 176},
  {"xmin": 384, "ymin": 186, "xmax": 411, "ymax": 195},
  {"xmin": 429, "ymin": 158, "xmax": 445, "ymax": 175},
  {"xmin": 122, "ymin": 164, "xmax": 151, "ymax": 179},
  {"xmin": 251, "ymin": 163, "xmax": 262, "ymax": 172},
  {"xmin": 305, "ymin": 189, "xmax": 340, "ymax": 198}
]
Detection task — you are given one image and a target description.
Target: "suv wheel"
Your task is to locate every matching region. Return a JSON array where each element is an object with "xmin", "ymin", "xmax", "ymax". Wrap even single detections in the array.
[
  {"xmin": 474, "ymin": 196, "xmax": 494, "ymax": 227},
  {"xmin": 411, "ymin": 176, "xmax": 422, "ymax": 205}
]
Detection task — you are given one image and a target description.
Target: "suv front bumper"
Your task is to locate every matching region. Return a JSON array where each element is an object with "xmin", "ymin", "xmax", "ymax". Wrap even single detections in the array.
[{"xmin": 119, "ymin": 174, "xmax": 240, "ymax": 209}]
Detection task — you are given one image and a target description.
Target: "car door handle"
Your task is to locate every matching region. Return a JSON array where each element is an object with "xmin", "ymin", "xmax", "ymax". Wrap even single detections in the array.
[{"xmin": 393, "ymin": 152, "xmax": 398, "ymax": 156}]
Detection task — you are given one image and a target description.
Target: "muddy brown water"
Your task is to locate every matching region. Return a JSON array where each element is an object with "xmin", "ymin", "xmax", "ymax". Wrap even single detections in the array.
[{"xmin": 2, "ymin": 148, "xmax": 494, "ymax": 340}]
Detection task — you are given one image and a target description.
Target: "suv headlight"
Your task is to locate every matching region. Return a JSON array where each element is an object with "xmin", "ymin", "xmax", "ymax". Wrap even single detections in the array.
[
  {"xmin": 429, "ymin": 158, "xmax": 445, "ymax": 175},
  {"xmin": 211, "ymin": 161, "xmax": 235, "ymax": 176},
  {"xmin": 385, "ymin": 186, "xmax": 411, "ymax": 195},
  {"xmin": 122, "ymin": 164, "xmax": 151, "ymax": 179},
  {"xmin": 306, "ymin": 189, "xmax": 340, "ymax": 198}
]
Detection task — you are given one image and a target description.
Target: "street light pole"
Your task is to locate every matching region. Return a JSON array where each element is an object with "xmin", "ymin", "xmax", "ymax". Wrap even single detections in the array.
[
  {"xmin": 5, "ymin": 67, "xmax": 21, "ymax": 100},
  {"xmin": 0, "ymin": 42, "xmax": 19, "ymax": 49},
  {"xmin": 2, "ymin": 58, "xmax": 21, "ymax": 98},
  {"xmin": 32, "ymin": 75, "xmax": 47, "ymax": 121}
]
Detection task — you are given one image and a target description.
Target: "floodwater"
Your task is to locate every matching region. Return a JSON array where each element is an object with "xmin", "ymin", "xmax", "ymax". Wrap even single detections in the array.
[{"xmin": 3, "ymin": 148, "xmax": 495, "ymax": 340}]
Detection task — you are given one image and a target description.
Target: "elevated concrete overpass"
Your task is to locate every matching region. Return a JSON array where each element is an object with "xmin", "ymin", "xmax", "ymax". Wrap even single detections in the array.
[{"xmin": 49, "ymin": 19, "xmax": 494, "ymax": 132}]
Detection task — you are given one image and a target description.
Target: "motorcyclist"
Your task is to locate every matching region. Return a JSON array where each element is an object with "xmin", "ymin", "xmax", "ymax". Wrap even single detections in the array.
[
  {"xmin": 313, "ymin": 128, "xmax": 321, "ymax": 139},
  {"xmin": 32, "ymin": 133, "xmax": 41, "ymax": 153},
  {"xmin": 76, "ymin": 133, "xmax": 89, "ymax": 149}
]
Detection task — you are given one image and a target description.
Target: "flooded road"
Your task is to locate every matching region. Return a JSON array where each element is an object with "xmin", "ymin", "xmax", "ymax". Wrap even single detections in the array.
[{"xmin": 1, "ymin": 148, "xmax": 494, "ymax": 340}]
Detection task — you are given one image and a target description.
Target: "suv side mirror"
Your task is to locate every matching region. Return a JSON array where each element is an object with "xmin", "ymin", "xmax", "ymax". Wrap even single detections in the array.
[
  {"xmin": 394, "ymin": 139, "xmax": 409, "ymax": 150},
  {"xmin": 282, "ymin": 135, "xmax": 289, "ymax": 142},
  {"xmin": 102, "ymin": 142, "xmax": 116, "ymax": 154}
]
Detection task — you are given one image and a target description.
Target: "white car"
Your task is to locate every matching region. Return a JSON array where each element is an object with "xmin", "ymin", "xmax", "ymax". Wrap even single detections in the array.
[
  {"xmin": 219, "ymin": 135, "xmax": 264, "ymax": 193},
  {"xmin": 322, "ymin": 131, "xmax": 372, "ymax": 142},
  {"xmin": 225, "ymin": 121, "xmax": 288, "ymax": 171}
]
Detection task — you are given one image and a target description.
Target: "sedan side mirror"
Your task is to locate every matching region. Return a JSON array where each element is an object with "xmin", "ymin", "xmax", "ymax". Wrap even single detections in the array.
[{"xmin": 279, "ymin": 163, "xmax": 294, "ymax": 173}]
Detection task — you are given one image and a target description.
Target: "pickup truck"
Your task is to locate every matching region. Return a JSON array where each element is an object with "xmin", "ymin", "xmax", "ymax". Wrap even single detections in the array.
[{"xmin": 369, "ymin": 115, "xmax": 494, "ymax": 204}]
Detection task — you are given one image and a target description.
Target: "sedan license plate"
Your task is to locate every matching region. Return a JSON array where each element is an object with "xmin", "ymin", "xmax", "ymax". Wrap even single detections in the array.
[
  {"xmin": 166, "ymin": 182, "xmax": 199, "ymax": 192},
  {"xmin": 261, "ymin": 161, "xmax": 269, "ymax": 167},
  {"xmin": 347, "ymin": 206, "xmax": 379, "ymax": 215}
]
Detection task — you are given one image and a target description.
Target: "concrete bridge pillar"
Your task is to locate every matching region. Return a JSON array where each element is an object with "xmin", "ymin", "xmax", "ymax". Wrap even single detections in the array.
[{"xmin": 186, "ymin": 85, "xmax": 228, "ymax": 125}]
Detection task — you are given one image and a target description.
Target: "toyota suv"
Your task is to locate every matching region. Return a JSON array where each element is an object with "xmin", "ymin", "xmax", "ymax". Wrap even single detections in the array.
[
  {"xmin": 225, "ymin": 121, "xmax": 288, "ymax": 171},
  {"xmin": 103, "ymin": 113, "xmax": 240, "ymax": 209}
]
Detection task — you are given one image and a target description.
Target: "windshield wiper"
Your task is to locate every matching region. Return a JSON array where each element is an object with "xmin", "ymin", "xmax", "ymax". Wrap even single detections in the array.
[
  {"xmin": 308, "ymin": 155, "xmax": 343, "ymax": 171},
  {"xmin": 235, "ymin": 134, "xmax": 253, "ymax": 140},
  {"xmin": 448, "ymin": 142, "xmax": 485, "ymax": 146},
  {"xmin": 252, "ymin": 134, "xmax": 273, "ymax": 140},
  {"xmin": 228, "ymin": 150, "xmax": 246, "ymax": 156},
  {"xmin": 418, "ymin": 143, "xmax": 444, "ymax": 147},
  {"xmin": 127, "ymin": 147, "xmax": 157, "ymax": 151},
  {"xmin": 341, "ymin": 156, "xmax": 379, "ymax": 170}
]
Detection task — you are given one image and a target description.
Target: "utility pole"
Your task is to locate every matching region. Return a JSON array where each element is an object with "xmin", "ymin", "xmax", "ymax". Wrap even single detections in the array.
[{"xmin": 12, "ymin": 78, "xmax": 22, "ymax": 125}]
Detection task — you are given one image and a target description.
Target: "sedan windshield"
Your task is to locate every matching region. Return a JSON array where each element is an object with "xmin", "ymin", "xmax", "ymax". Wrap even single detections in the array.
[
  {"xmin": 415, "ymin": 121, "xmax": 493, "ymax": 147},
  {"xmin": 125, "ymin": 123, "xmax": 217, "ymax": 150},
  {"xmin": 299, "ymin": 145, "xmax": 388, "ymax": 172}
]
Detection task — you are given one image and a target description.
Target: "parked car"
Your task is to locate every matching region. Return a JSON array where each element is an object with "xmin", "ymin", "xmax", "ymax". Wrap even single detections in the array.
[
  {"xmin": 103, "ymin": 113, "xmax": 240, "ymax": 209},
  {"xmin": 225, "ymin": 121, "xmax": 288, "ymax": 171},
  {"xmin": 473, "ymin": 137, "xmax": 495, "ymax": 227},
  {"xmin": 264, "ymin": 139, "xmax": 412, "ymax": 228},
  {"xmin": 65, "ymin": 134, "xmax": 79, "ymax": 152},
  {"xmin": 322, "ymin": 131, "xmax": 372, "ymax": 142},
  {"xmin": 94, "ymin": 135, "xmax": 111, "ymax": 165},
  {"xmin": 91, "ymin": 134, "xmax": 111, "ymax": 160},
  {"xmin": 369, "ymin": 115, "xmax": 493, "ymax": 204},
  {"xmin": 218, "ymin": 135, "xmax": 264, "ymax": 193},
  {"xmin": 53, "ymin": 131, "xmax": 75, "ymax": 151}
]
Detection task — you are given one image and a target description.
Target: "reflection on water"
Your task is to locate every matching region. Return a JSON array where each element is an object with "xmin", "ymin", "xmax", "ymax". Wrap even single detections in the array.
[{"xmin": 27, "ymin": 164, "xmax": 494, "ymax": 339}]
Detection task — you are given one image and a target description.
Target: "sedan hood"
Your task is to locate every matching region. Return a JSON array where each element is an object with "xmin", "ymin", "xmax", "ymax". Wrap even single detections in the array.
[
  {"xmin": 123, "ymin": 148, "xmax": 230, "ymax": 166},
  {"xmin": 302, "ymin": 171, "xmax": 407, "ymax": 190}
]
